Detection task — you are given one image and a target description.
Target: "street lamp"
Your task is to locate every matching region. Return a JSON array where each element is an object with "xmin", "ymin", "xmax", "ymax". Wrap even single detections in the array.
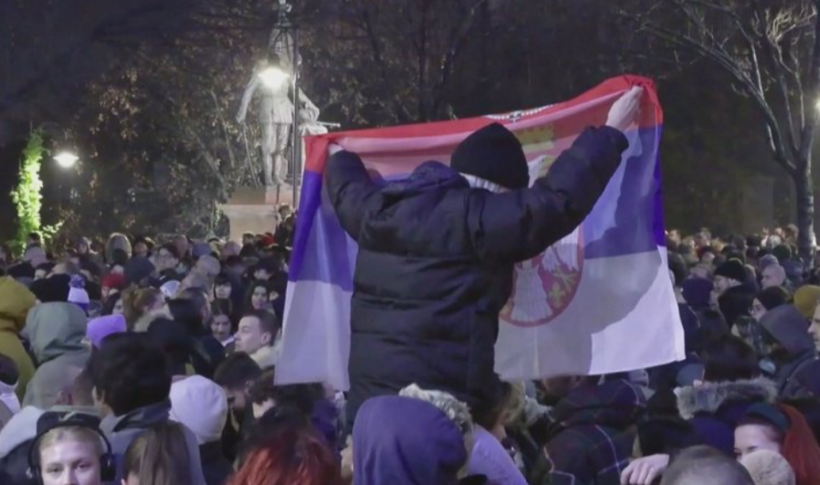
[
  {"xmin": 54, "ymin": 150, "xmax": 79, "ymax": 168},
  {"xmin": 258, "ymin": 55, "xmax": 290, "ymax": 89}
]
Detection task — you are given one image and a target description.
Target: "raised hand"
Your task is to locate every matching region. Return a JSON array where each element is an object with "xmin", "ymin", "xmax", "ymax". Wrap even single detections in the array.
[{"xmin": 606, "ymin": 86, "xmax": 644, "ymax": 133}]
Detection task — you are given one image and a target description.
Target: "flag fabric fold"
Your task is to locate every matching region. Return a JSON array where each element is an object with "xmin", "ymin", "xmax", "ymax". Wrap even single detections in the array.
[{"xmin": 276, "ymin": 75, "xmax": 684, "ymax": 389}]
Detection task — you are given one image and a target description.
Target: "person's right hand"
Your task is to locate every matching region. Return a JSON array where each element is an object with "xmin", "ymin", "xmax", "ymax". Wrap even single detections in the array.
[
  {"xmin": 606, "ymin": 86, "xmax": 644, "ymax": 132},
  {"xmin": 620, "ymin": 454, "xmax": 670, "ymax": 485}
]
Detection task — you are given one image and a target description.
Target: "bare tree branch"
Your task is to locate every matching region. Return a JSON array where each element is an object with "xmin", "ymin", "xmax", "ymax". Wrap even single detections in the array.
[{"xmin": 640, "ymin": 20, "xmax": 797, "ymax": 174}]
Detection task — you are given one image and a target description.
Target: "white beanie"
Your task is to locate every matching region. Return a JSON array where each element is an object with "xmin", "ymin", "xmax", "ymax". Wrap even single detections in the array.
[
  {"xmin": 160, "ymin": 280, "xmax": 180, "ymax": 299},
  {"xmin": 169, "ymin": 376, "xmax": 228, "ymax": 444},
  {"xmin": 740, "ymin": 450, "xmax": 795, "ymax": 485},
  {"xmin": 67, "ymin": 275, "xmax": 90, "ymax": 312}
]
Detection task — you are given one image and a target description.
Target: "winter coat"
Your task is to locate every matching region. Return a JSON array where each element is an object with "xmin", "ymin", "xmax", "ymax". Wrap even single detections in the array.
[
  {"xmin": 199, "ymin": 441, "xmax": 232, "ymax": 485},
  {"xmin": 353, "ymin": 395, "xmax": 470, "ymax": 485},
  {"xmin": 0, "ymin": 406, "xmax": 44, "ymax": 485},
  {"xmin": 758, "ymin": 305, "xmax": 818, "ymax": 398},
  {"xmin": 22, "ymin": 302, "xmax": 90, "ymax": 408},
  {"xmin": 100, "ymin": 400, "xmax": 207, "ymax": 485},
  {"xmin": 249, "ymin": 340, "xmax": 281, "ymax": 370},
  {"xmin": 543, "ymin": 379, "xmax": 645, "ymax": 485},
  {"xmin": 676, "ymin": 378, "xmax": 778, "ymax": 455},
  {"xmin": 326, "ymin": 127, "xmax": 628, "ymax": 425},
  {"xmin": 0, "ymin": 277, "xmax": 36, "ymax": 401},
  {"xmin": 6, "ymin": 262, "xmax": 35, "ymax": 280}
]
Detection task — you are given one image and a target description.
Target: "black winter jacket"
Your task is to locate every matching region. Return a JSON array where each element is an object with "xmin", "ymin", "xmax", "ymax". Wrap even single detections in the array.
[{"xmin": 325, "ymin": 126, "xmax": 629, "ymax": 426}]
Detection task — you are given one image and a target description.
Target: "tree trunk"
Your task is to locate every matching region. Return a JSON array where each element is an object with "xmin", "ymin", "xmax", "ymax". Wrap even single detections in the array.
[{"xmin": 792, "ymin": 167, "xmax": 815, "ymax": 262}]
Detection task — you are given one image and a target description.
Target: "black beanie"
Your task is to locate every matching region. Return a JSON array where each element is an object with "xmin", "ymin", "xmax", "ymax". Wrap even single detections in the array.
[
  {"xmin": 715, "ymin": 259, "xmax": 747, "ymax": 284},
  {"xmin": 756, "ymin": 286, "xmax": 790, "ymax": 311},
  {"xmin": 772, "ymin": 244, "xmax": 793, "ymax": 263},
  {"xmin": 30, "ymin": 274, "xmax": 71, "ymax": 303},
  {"xmin": 451, "ymin": 123, "xmax": 529, "ymax": 190}
]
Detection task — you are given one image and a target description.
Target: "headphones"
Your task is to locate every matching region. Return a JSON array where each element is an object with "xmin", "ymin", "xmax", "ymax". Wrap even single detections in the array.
[{"xmin": 26, "ymin": 412, "xmax": 116, "ymax": 484}]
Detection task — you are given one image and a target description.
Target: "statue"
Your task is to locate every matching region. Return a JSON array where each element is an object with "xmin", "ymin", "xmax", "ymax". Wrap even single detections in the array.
[{"xmin": 236, "ymin": 24, "xmax": 326, "ymax": 188}]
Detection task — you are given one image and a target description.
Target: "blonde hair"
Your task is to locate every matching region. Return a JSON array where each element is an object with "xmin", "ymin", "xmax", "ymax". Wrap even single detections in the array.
[
  {"xmin": 122, "ymin": 287, "xmax": 164, "ymax": 330},
  {"xmin": 124, "ymin": 422, "xmax": 191, "ymax": 485},
  {"xmin": 503, "ymin": 382, "xmax": 527, "ymax": 428},
  {"xmin": 38, "ymin": 426, "xmax": 104, "ymax": 459}
]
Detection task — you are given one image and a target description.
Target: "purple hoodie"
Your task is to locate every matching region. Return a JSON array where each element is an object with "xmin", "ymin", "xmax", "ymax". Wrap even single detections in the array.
[{"xmin": 353, "ymin": 396, "xmax": 467, "ymax": 485}]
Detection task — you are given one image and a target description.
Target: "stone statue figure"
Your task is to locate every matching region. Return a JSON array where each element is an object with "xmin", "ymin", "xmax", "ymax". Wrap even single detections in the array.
[{"xmin": 236, "ymin": 28, "xmax": 293, "ymax": 187}]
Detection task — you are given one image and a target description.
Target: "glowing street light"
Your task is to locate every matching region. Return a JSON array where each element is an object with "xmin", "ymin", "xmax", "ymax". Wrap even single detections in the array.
[{"xmin": 54, "ymin": 150, "xmax": 79, "ymax": 168}]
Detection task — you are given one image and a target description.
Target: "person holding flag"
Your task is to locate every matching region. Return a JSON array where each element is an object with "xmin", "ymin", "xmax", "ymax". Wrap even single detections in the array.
[{"xmin": 325, "ymin": 86, "xmax": 645, "ymax": 426}]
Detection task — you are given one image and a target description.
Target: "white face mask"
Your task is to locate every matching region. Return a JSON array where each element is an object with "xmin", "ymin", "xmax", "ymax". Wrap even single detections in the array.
[{"xmin": 459, "ymin": 174, "xmax": 510, "ymax": 194}]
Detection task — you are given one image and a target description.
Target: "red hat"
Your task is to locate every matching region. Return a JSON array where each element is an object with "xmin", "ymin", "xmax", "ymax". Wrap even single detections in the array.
[
  {"xmin": 260, "ymin": 235, "xmax": 275, "ymax": 247},
  {"xmin": 102, "ymin": 273, "xmax": 127, "ymax": 290}
]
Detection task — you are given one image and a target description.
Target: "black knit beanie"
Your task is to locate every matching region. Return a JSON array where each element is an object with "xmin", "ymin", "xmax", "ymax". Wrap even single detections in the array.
[
  {"xmin": 715, "ymin": 259, "xmax": 747, "ymax": 284},
  {"xmin": 451, "ymin": 123, "xmax": 529, "ymax": 190},
  {"xmin": 772, "ymin": 244, "xmax": 793, "ymax": 263}
]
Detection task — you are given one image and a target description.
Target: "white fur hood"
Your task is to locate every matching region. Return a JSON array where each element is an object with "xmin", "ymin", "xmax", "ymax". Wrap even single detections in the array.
[{"xmin": 676, "ymin": 378, "xmax": 777, "ymax": 420}]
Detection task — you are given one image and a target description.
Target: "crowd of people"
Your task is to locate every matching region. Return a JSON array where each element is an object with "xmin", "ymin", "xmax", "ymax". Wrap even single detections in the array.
[
  {"xmin": 7, "ymin": 221, "xmax": 820, "ymax": 485},
  {"xmin": 4, "ymin": 88, "xmax": 820, "ymax": 484}
]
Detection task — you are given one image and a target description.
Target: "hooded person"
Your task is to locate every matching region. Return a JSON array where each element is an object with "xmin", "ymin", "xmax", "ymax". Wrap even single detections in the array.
[
  {"xmin": 0, "ymin": 277, "xmax": 36, "ymax": 402},
  {"xmin": 169, "ymin": 376, "xmax": 232, "ymax": 485},
  {"xmin": 85, "ymin": 314, "xmax": 127, "ymax": 349},
  {"xmin": 0, "ymin": 354, "xmax": 21, "ymax": 415},
  {"xmin": 327, "ymin": 87, "xmax": 642, "ymax": 427},
  {"xmin": 352, "ymin": 394, "xmax": 474, "ymax": 485},
  {"xmin": 22, "ymin": 302, "xmax": 90, "ymax": 408},
  {"xmin": 675, "ymin": 335, "xmax": 778, "ymax": 455},
  {"xmin": 758, "ymin": 305, "xmax": 817, "ymax": 399}
]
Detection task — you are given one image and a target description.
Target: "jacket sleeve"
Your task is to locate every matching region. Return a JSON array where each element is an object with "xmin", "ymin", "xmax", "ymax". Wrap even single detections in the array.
[
  {"xmin": 467, "ymin": 126, "xmax": 628, "ymax": 264},
  {"xmin": 324, "ymin": 150, "xmax": 381, "ymax": 242}
]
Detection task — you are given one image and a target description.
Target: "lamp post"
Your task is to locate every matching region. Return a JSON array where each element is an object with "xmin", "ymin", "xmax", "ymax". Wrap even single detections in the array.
[
  {"xmin": 270, "ymin": 0, "xmax": 300, "ymax": 206},
  {"xmin": 53, "ymin": 150, "xmax": 79, "ymax": 169}
]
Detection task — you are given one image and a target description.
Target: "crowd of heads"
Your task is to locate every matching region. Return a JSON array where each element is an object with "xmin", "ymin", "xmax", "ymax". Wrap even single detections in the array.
[
  {"xmin": 615, "ymin": 226, "xmax": 820, "ymax": 485},
  {"xmin": 7, "ymin": 217, "xmax": 820, "ymax": 485}
]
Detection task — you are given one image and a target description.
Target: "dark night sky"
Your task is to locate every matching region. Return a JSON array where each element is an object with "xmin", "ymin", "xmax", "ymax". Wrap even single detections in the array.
[{"xmin": 0, "ymin": 143, "xmax": 24, "ymax": 239}]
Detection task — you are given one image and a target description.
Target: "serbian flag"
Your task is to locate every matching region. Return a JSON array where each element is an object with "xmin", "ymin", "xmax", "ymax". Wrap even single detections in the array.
[{"xmin": 276, "ymin": 75, "xmax": 684, "ymax": 389}]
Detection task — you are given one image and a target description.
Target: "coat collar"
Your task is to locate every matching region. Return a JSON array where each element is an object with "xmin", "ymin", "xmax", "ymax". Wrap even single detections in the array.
[{"xmin": 676, "ymin": 378, "xmax": 777, "ymax": 420}]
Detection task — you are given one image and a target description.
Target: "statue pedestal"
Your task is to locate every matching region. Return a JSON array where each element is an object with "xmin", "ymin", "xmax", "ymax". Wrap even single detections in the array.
[{"xmin": 219, "ymin": 186, "xmax": 294, "ymax": 243}]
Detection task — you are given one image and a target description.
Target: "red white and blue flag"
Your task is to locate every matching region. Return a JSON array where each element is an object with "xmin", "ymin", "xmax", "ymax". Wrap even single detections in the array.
[{"xmin": 277, "ymin": 75, "xmax": 684, "ymax": 389}]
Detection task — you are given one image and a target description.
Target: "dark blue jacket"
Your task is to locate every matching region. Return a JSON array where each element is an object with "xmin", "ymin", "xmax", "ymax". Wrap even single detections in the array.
[{"xmin": 326, "ymin": 126, "xmax": 628, "ymax": 426}]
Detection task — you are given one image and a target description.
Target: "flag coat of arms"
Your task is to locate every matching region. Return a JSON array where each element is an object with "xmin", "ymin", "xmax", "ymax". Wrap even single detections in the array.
[{"xmin": 277, "ymin": 75, "xmax": 684, "ymax": 389}]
